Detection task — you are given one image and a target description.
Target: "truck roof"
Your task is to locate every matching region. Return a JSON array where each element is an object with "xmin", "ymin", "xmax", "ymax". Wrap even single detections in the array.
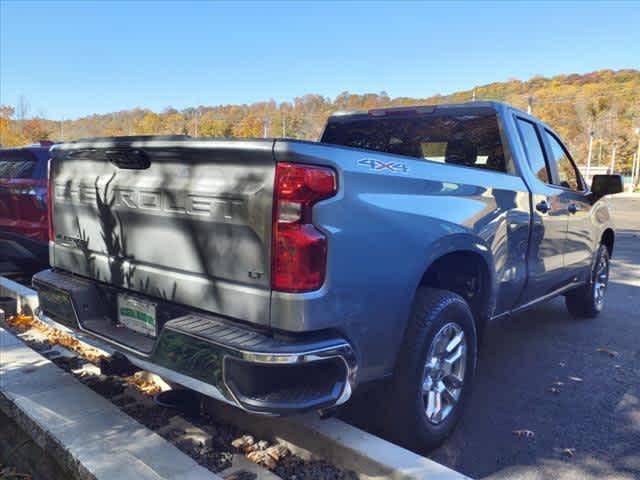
[{"xmin": 328, "ymin": 101, "xmax": 526, "ymax": 121}]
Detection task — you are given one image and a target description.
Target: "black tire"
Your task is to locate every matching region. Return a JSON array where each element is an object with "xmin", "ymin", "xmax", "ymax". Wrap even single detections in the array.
[
  {"xmin": 565, "ymin": 244, "xmax": 610, "ymax": 318},
  {"xmin": 386, "ymin": 287, "xmax": 477, "ymax": 452}
]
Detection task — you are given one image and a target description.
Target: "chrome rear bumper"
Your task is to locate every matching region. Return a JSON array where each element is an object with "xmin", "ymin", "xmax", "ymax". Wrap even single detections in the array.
[{"xmin": 33, "ymin": 269, "xmax": 357, "ymax": 415}]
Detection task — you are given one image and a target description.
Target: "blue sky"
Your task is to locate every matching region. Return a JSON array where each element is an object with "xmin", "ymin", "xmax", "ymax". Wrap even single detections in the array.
[{"xmin": 1, "ymin": 1, "xmax": 638, "ymax": 120}]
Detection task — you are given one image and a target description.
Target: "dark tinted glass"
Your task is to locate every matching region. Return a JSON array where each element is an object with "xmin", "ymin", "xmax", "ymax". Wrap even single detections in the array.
[
  {"xmin": 545, "ymin": 131, "xmax": 580, "ymax": 190},
  {"xmin": 515, "ymin": 118, "xmax": 549, "ymax": 183},
  {"xmin": 0, "ymin": 150, "xmax": 38, "ymax": 179},
  {"xmin": 322, "ymin": 113, "xmax": 507, "ymax": 173}
]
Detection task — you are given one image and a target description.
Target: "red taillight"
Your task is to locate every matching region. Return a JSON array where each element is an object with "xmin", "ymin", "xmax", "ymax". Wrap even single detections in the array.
[
  {"xmin": 272, "ymin": 162, "xmax": 337, "ymax": 292},
  {"xmin": 47, "ymin": 158, "xmax": 54, "ymax": 242}
]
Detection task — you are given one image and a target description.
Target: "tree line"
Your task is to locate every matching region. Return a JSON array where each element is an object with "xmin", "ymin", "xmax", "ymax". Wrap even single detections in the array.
[{"xmin": 1, "ymin": 69, "xmax": 638, "ymax": 173}]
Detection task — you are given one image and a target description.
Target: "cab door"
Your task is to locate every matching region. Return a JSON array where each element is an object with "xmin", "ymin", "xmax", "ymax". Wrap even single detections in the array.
[
  {"xmin": 513, "ymin": 117, "xmax": 570, "ymax": 305},
  {"xmin": 541, "ymin": 129, "xmax": 595, "ymax": 281}
]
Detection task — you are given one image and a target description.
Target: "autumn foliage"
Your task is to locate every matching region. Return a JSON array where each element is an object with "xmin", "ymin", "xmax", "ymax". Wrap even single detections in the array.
[{"xmin": 1, "ymin": 69, "xmax": 639, "ymax": 172}]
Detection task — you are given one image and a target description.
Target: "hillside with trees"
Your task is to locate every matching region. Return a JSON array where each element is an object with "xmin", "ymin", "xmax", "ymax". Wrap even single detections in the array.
[{"xmin": 1, "ymin": 69, "xmax": 639, "ymax": 173}]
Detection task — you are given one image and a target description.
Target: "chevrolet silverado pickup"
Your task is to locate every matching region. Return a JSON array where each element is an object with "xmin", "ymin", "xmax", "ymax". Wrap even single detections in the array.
[{"xmin": 33, "ymin": 102, "xmax": 622, "ymax": 449}]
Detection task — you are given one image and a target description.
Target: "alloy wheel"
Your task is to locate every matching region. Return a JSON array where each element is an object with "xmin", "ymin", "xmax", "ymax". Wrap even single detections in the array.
[
  {"xmin": 421, "ymin": 322, "xmax": 467, "ymax": 425},
  {"xmin": 593, "ymin": 254, "xmax": 609, "ymax": 309}
]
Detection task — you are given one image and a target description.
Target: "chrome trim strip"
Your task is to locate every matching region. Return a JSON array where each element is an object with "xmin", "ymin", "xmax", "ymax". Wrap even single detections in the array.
[{"xmin": 511, "ymin": 280, "xmax": 586, "ymax": 315}]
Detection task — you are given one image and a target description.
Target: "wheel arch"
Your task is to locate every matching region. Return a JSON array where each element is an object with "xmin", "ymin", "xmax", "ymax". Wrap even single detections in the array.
[
  {"xmin": 601, "ymin": 228, "xmax": 614, "ymax": 257},
  {"xmin": 414, "ymin": 235, "xmax": 497, "ymax": 340}
]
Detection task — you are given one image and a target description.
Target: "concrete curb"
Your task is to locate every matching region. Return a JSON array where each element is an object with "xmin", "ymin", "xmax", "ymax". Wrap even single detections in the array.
[
  {"xmin": 0, "ymin": 276, "xmax": 39, "ymax": 315},
  {"xmin": 0, "ymin": 326, "xmax": 221, "ymax": 480},
  {"xmin": 204, "ymin": 399, "xmax": 470, "ymax": 480}
]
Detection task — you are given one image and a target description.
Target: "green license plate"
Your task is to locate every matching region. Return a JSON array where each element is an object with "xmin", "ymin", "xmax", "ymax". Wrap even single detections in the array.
[{"xmin": 117, "ymin": 294, "xmax": 157, "ymax": 338}]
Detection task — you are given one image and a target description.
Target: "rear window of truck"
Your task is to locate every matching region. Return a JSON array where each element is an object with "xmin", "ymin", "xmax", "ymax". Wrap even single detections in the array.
[
  {"xmin": 0, "ymin": 150, "xmax": 47, "ymax": 180},
  {"xmin": 322, "ymin": 112, "xmax": 508, "ymax": 173}
]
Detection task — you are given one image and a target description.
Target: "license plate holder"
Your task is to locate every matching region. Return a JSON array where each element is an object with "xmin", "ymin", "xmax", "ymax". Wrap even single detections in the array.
[{"xmin": 117, "ymin": 294, "xmax": 157, "ymax": 338}]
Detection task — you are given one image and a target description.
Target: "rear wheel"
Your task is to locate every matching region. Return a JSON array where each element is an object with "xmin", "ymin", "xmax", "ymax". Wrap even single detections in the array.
[
  {"xmin": 565, "ymin": 244, "xmax": 610, "ymax": 318},
  {"xmin": 386, "ymin": 288, "xmax": 477, "ymax": 452}
]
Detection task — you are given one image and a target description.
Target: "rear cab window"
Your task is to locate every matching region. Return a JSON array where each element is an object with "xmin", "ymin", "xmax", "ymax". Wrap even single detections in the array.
[
  {"xmin": 321, "ymin": 107, "xmax": 512, "ymax": 174},
  {"xmin": 0, "ymin": 149, "xmax": 48, "ymax": 180}
]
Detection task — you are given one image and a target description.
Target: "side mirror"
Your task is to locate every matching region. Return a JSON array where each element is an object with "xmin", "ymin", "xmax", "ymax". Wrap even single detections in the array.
[{"xmin": 591, "ymin": 174, "xmax": 623, "ymax": 200}]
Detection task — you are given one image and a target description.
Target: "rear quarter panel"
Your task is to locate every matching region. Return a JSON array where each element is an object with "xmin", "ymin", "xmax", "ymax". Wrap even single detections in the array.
[{"xmin": 272, "ymin": 140, "xmax": 531, "ymax": 381}]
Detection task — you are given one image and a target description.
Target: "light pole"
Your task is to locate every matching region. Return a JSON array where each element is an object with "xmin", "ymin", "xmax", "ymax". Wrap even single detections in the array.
[
  {"xmin": 609, "ymin": 142, "xmax": 616, "ymax": 174},
  {"xmin": 629, "ymin": 150, "xmax": 636, "ymax": 193},
  {"xmin": 585, "ymin": 129, "xmax": 594, "ymax": 182},
  {"xmin": 194, "ymin": 108, "xmax": 201, "ymax": 138},
  {"xmin": 633, "ymin": 127, "xmax": 640, "ymax": 190}
]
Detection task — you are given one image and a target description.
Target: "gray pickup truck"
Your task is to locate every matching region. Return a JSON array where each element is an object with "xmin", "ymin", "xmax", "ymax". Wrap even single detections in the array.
[{"xmin": 34, "ymin": 102, "xmax": 622, "ymax": 449}]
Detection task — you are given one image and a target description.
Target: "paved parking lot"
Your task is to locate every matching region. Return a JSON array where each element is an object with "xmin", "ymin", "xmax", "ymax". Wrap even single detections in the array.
[{"xmin": 429, "ymin": 195, "xmax": 640, "ymax": 479}]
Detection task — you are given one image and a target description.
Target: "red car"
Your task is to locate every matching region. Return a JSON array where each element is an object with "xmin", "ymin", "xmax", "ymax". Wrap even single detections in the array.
[{"xmin": 0, "ymin": 142, "xmax": 53, "ymax": 275}]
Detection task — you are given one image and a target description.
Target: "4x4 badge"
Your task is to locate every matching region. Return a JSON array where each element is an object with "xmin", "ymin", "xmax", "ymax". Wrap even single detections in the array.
[{"xmin": 357, "ymin": 158, "xmax": 408, "ymax": 174}]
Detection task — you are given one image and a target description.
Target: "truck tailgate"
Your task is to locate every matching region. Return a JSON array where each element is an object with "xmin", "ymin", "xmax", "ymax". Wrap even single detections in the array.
[{"xmin": 50, "ymin": 137, "xmax": 275, "ymax": 326}]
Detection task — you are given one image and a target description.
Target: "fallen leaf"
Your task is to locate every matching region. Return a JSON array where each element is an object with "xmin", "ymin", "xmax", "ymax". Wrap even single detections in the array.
[
  {"xmin": 597, "ymin": 347, "xmax": 619, "ymax": 358},
  {"xmin": 124, "ymin": 372, "xmax": 163, "ymax": 396},
  {"xmin": 558, "ymin": 362, "xmax": 566, "ymax": 367},
  {"xmin": 7, "ymin": 314, "xmax": 106, "ymax": 364},
  {"xmin": 265, "ymin": 444, "xmax": 289, "ymax": 461},
  {"xmin": 512, "ymin": 429, "xmax": 535, "ymax": 439},
  {"xmin": 6, "ymin": 314, "xmax": 34, "ymax": 329},
  {"xmin": 243, "ymin": 444, "xmax": 289, "ymax": 470},
  {"xmin": 562, "ymin": 447, "xmax": 576, "ymax": 457},
  {"xmin": 247, "ymin": 450, "xmax": 277, "ymax": 469},
  {"xmin": 243, "ymin": 444, "xmax": 256, "ymax": 453},
  {"xmin": 231, "ymin": 435, "xmax": 254, "ymax": 449},
  {"xmin": 568, "ymin": 376, "xmax": 583, "ymax": 383}
]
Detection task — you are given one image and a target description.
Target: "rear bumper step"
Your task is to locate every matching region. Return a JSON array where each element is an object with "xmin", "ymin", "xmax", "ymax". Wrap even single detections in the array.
[{"xmin": 33, "ymin": 269, "xmax": 356, "ymax": 415}]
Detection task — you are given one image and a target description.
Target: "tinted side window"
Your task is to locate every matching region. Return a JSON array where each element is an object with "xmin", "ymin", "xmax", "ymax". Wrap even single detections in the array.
[
  {"xmin": 0, "ymin": 151, "xmax": 37, "ymax": 179},
  {"xmin": 515, "ymin": 118, "xmax": 549, "ymax": 183},
  {"xmin": 545, "ymin": 131, "xmax": 581, "ymax": 191},
  {"xmin": 322, "ymin": 113, "xmax": 508, "ymax": 173}
]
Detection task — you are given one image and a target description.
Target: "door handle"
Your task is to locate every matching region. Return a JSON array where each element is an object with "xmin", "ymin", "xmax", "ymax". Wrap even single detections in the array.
[
  {"xmin": 535, "ymin": 200, "xmax": 550, "ymax": 214},
  {"xmin": 568, "ymin": 203, "xmax": 579, "ymax": 214}
]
